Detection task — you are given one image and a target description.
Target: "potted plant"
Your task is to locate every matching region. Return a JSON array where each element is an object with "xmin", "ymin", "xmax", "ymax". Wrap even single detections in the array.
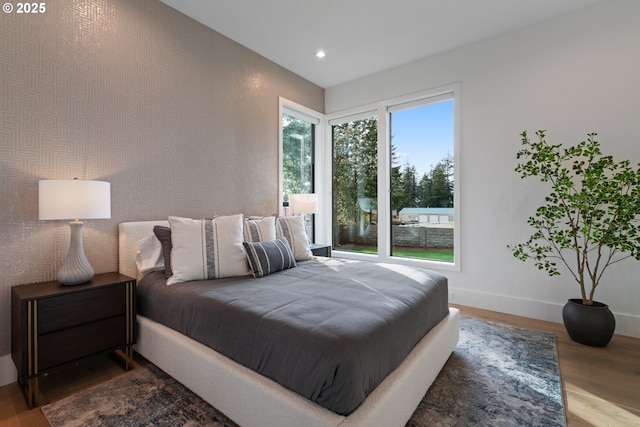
[{"xmin": 509, "ymin": 130, "xmax": 640, "ymax": 347}]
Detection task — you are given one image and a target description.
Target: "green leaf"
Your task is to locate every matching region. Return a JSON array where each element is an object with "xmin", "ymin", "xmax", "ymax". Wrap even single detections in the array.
[{"xmin": 509, "ymin": 131, "xmax": 640, "ymax": 300}]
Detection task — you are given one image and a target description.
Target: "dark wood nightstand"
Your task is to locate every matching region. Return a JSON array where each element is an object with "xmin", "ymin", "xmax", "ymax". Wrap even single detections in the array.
[
  {"xmin": 11, "ymin": 272, "xmax": 136, "ymax": 408},
  {"xmin": 310, "ymin": 244, "xmax": 331, "ymax": 257}
]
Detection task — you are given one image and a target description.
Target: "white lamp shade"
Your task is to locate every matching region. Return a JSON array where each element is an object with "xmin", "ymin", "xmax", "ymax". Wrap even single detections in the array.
[
  {"xmin": 39, "ymin": 180, "xmax": 111, "ymax": 220},
  {"xmin": 289, "ymin": 193, "xmax": 318, "ymax": 215}
]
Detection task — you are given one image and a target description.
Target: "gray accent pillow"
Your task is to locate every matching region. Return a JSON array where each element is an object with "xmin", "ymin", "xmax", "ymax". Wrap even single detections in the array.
[
  {"xmin": 153, "ymin": 225, "xmax": 173, "ymax": 278},
  {"xmin": 243, "ymin": 237, "xmax": 297, "ymax": 278}
]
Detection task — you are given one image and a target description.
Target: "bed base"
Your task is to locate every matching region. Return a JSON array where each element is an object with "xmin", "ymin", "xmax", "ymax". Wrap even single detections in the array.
[
  {"xmin": 119, "ymin": 220, "xmax": 459, "ymax": 427},
  {"xmin": 136, "ymin": 310, "xmax": 458, "ymax": 427}
]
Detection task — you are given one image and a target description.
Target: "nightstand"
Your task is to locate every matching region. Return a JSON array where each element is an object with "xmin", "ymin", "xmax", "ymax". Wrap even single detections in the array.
[
  {"xmin": 310, "ymin": 243, "xmax": 331, "ymax": 257},
  {"xmin": 11, "ymin": 272, "xmax": 136, "ymax": 408}
]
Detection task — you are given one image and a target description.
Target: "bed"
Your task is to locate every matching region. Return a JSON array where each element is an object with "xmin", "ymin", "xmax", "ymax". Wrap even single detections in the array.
[{"xmin": 119, "ymin": 220, "xmax": 459, "ymax": 427}]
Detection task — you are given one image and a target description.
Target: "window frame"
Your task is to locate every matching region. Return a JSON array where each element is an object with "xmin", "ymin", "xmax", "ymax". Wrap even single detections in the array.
[
  {"xmin": 329, "ymin": 111, "xmax": 380, "ymax": 254},
  {"xmin": 278, "ymin": 97, "xmax": 325, "ymax": 241},
  {"xmin": 324, "ymin": 84, "xmax": 461, "ymax": 272}
]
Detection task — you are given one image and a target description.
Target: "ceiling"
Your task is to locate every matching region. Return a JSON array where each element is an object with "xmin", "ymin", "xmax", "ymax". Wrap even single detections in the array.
[{"xmin": 158, "ymin": 0, "xmax": 606, "ymax": 89}]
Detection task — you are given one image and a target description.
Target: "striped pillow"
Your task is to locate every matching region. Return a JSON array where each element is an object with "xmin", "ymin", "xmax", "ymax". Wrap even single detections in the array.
[
  {"xmin": 275, "ymin": 216, "xmax": 313, "ymax": 261},
  {"xmin": 167, "ymin": 215, "xmax": 250, "ymax": 285},
  {"xmin": 243, "ymin": 237, "xmax": 297, "ymax": 278},
  {"xmin": 243, "ymin": 216, "xmax": 276, "ymax": 242}
]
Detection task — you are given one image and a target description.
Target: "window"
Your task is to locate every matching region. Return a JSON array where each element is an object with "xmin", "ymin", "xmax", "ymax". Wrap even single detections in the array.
[
  {"xmin": 327, "ymin": 87, "xmax": 459, "ymax": 270},
  {"xmin": 389, "ymin": 96, "xmax": 455, "ymax": 262},
  {"xmin": 331, "ymin": 114, "xmax": 378, "ymax": 254},
  {"xmin": 282, "ymin": 113, "xmax": 314, "ymax": 200},
  {"xmin": 279, "ymin": 98, "xmax": 322, "ymax": 241}
]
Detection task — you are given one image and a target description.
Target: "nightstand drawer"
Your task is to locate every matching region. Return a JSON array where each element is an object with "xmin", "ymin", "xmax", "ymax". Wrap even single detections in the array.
[
  {"xmin": 38, "ymin": 315, "xmax": 127, "ymax": 371},
  {"xmin": 12, "ymin": 273, "xmax": 136, "ymax": 408},
  {"xmin": 38, "ymin": 285, "xmax": 125, "ymax": 334}
]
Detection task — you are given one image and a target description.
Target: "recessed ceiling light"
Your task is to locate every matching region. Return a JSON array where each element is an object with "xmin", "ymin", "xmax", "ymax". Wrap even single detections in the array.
[{"xmin": 315, "ymin": 50, "xmax": 326, "ymax": 59}]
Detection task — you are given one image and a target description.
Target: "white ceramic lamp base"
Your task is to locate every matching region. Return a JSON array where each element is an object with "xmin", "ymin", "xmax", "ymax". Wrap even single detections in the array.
[{"xmin": 57, "ymin": 220, "xmax": 94, "ymax": 285}]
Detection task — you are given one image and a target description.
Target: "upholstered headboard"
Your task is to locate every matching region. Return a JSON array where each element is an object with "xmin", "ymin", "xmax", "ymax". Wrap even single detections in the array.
[{"xmin": 118, "ymin": 220, "xmax": 169, "ymax": 279}]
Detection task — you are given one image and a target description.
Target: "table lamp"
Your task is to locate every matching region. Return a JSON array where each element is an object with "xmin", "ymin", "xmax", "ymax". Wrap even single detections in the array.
[
  {"xmin": 289, "ymin": 193, "xmax": 318, "ymax": 216},
  {"xmin": 39, "ymin": 179, "xmax": 111, "ymax": 285},
  {"xmin": 289, "ymin": 193, "xmax": 317, "ymax": 242}
]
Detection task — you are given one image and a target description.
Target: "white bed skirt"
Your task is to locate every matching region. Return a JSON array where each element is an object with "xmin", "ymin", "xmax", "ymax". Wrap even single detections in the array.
[{"xmin": 134, "ymin": 309, "xmax": 459, "ymax": 427}]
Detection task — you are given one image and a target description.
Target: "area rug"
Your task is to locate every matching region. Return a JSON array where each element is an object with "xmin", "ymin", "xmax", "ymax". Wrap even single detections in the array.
[
  {"xmin": 410, "ymin": 316, "xmax": 566, "ymax": 427},
  {"xmin": 41, "ymin": 316, "xmax": 565, "ymax": 427},
  {"xmin": 41, "ymin": 364, "xmax": 234, "ymax": 427}
]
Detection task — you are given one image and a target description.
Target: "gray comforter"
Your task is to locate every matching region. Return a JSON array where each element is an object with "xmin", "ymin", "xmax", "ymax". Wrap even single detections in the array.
[{"xmin": 137, "ymin": 257, "xmax": 449, "ymax": 415}]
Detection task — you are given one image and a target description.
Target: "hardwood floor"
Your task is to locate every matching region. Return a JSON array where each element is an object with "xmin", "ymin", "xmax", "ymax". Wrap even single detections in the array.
[
  {"xmin": 0, "ymin": 305, "xmax": 638, "ymax": 427},
  {"xmin": 0, "ymin": 351, "xmax": 146, "ymax": 427},
  {"xmin": 452, "ymin": 305, "xmax": 640, "ymax": 426}
]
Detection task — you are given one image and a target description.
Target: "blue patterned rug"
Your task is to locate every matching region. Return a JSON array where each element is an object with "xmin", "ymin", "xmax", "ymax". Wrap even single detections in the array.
[
  {"xmin": 41, "ymin": 316, "xmax": 565, "ymax": 426},
  {"xmin": 409, "ymin": 316, "xmax": 566, "ymax": 426}
]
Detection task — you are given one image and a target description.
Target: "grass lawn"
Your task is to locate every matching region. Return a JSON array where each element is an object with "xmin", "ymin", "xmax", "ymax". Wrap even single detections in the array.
[{"xmin": 347, "ymin": 247, "xmax": 454, "ymax": 262}]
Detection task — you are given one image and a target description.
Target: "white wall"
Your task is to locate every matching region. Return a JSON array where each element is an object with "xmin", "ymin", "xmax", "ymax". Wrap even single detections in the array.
[{"xmin": 326, "ymin": 0, "xmax": 640, "ymax": 338}]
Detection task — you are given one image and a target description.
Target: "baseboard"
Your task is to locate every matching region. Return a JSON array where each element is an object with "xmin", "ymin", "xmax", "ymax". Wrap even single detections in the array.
[
  {"xmin": 449, "ymin": 288, "xmax": 640, "ymax": 340},
  {"xmin": 0, "ymin": 353, "xmax": 17, "ymax": 387}
]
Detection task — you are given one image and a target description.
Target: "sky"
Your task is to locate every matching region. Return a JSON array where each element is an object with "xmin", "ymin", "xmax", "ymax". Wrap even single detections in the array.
[{"xmin": 390, "ymin": 99, "xmax": 454, "ymax": 177}]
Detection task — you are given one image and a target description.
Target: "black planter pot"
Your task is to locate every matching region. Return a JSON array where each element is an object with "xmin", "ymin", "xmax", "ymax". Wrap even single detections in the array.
[{"xmin": 562, "ymin": 298, "xmax": 616, "ymax": 347}]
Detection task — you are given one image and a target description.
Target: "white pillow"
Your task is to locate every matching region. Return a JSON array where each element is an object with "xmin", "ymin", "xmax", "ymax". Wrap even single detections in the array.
[
  {"xmin": 135, "ymin": 234, "xmax": 165, "ymax": 276},
  {"xmin": 244, "ymin": 216, "xmax": 276, "ymax": 242},
  {"xmin": 167, "ymin": 214, "xmax": 250, "ymax": 285},
  {"xmin": 275, "ymin": 216, "xmax": 313, "ymax": 261}
]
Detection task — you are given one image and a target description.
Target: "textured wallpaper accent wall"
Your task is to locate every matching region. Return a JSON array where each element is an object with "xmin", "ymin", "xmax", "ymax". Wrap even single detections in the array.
[{"xmin": 0, "ymin": 0, "xmax": 323, "ymax": 356}]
